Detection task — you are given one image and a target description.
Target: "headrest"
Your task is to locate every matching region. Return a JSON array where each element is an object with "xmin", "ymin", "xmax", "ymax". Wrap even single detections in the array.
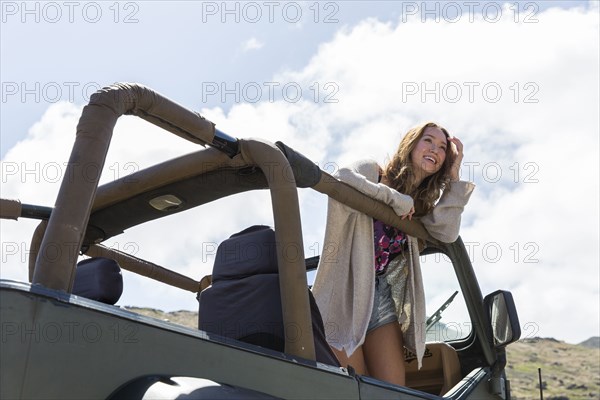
[
  {"xmin": 212, "ymin": 225, "xmax": 279, "ymax": 281},
  {"xmin": 73, "ymin": 257, "xmax": 123, "ymax": 305}
]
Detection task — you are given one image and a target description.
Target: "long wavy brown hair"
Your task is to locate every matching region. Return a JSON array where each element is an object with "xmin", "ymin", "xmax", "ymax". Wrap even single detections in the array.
[{"xmin": 382, "ymin": 122, "xmax": 454, "ymax": 216}]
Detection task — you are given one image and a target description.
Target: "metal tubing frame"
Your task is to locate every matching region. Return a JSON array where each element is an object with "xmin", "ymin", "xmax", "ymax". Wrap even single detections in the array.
[
  {"xmin": 32, "ymin": 83, "xmax": 215, "ymax": 292},
  {"xmin": 28, "ymin": 82, "xmax": 316, "ymax": 360},
  {"xmin": 239, "ymin": 138, "xmax": 316, "ymax": 360}
]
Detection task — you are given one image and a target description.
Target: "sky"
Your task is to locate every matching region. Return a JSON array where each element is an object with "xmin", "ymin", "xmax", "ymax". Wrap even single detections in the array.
[{"xmin": 1, "ymin": 1, "xmax": 599, "ymax": 345}]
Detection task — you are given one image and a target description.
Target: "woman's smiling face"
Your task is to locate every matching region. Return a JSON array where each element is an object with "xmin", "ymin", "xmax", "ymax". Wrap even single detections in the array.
[{"xmin": 410, "ymin": 126, "xmax": 448, "ymax": 178}]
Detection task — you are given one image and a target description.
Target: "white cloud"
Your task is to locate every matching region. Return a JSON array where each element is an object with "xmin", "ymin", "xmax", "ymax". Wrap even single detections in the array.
[
  {"xmin": 242, "ymin": 37, "xmax": 265, "ymax": 52},
  {"xmin": 1, "ymin": 5, "xmax": 598, "ymax": 343}
]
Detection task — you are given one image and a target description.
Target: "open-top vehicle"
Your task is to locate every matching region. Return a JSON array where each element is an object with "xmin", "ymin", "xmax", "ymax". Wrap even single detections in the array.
[{"xmin": 0, "ymin": 83, "xmax": 520, "ymax": 399}]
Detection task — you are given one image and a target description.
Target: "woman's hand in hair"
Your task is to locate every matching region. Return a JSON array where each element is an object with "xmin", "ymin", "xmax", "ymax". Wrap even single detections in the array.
[{"xmin": 447, "ymin": 136, "xmax": 464, "ymax": 182}]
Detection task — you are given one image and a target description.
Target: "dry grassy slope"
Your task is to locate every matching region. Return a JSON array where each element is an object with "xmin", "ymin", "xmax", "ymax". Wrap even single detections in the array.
[
  {"xmin": 126, "ymin": 307, "xmax": 599, "ymax": 400},
  {"xmin": 506, "ymin": 338, "xmax": 599, "ymax": 400},
  {"xmin": 125, "ymin": 306, "xmax": 198, "ymax": 328}
]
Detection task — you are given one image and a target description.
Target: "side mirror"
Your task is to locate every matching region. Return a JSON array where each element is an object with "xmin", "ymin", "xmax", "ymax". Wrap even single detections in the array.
[{"xmin": 483, "ymin": 290, "xmax": 521, "ymax": 348}]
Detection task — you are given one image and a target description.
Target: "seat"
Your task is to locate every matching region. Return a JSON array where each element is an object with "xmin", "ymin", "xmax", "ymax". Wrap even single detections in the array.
[
  {"xmin": 198, "ymin": 225, "xmax": 339, "ymax": 366},
  {"xmin": 405, "ymin": 342, "xmax": 462, "ymax": 395},
  {"xmin": 72, "ymin": 257, "xmax": 123, "ymax": 305}
]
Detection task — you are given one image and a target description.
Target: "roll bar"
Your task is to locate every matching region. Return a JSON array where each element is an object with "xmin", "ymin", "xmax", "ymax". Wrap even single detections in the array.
[
  {"xmin": 32, "ymin": 83, "xmax": 216, "ymax": 291},
  {"xmin": 27, "ymin": 83, "xmax": 316, "ymax": 361}
]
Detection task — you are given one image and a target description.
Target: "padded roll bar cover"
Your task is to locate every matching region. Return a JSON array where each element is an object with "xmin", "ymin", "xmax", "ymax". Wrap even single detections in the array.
[
  {"xmin": 0, "ymin": 199, "xmax": 22, "ymax": 220},
  {"xmin": 73, "ymin": 257, "xmax": 123, "ymax": 305},
  {"xmin": 212, "ymin": 225, "xmax": 279, "ymax": 281},
  {"xmin": 33, "ymin": 82, "xmax": 216, "ymax": 292},
  {"xmin": 275, "ymin": 142, "xmax": 321, "ymax": 188},
  {"xmin": 89, "ymin": 83, "xmax": 215, "ymax": 146}
]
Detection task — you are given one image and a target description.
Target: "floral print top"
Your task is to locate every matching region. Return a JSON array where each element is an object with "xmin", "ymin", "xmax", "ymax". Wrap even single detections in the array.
[{"xmin": 373, "ymin": 218, "xmax": 407, "ymax": 275}]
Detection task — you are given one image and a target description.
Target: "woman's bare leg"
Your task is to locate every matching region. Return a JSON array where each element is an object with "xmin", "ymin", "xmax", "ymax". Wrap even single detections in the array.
[
  {"xmin": 362, "ymin": 322, "xmax": 406, "ymax": 386},
  {"xmin": 332, "ymin": 346, "xmax": 369, "ymax": 376}
]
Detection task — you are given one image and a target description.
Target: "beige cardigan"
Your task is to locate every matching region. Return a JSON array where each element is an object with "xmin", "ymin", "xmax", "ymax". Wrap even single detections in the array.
[{"xmin": 312, "ymin": 159, "xmax": 475, "ymax": 369}]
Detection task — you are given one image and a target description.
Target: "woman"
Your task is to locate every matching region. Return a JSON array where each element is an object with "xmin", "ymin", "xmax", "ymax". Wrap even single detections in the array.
[{"xmin": 312, "ymin": 122, "xmax": 475, "ymax": 386}]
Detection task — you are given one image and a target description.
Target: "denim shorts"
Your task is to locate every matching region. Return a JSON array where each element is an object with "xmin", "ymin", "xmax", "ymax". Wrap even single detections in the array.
[{"xmin": 367, "ymin": 273, "xmax": 398, "ymax": 332}]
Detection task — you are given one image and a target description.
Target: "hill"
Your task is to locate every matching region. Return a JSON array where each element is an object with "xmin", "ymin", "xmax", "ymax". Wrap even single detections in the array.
[
  {"xmin": 506, "ymin": 338, "xmax": 599, "ymax": 400},
  {"xmin": 578, "ymin": 337, "xmax": 600, "ymax": 349},
  {"xmin": 124, "ymin": 307, "xmax": 599, "ymax": 400}
]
